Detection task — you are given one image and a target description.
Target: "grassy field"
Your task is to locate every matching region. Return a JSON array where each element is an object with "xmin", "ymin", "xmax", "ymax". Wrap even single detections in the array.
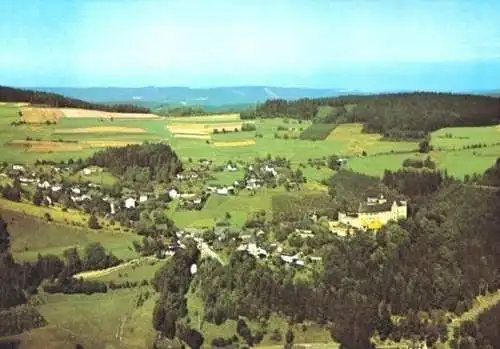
[
  {"xmin": 170, "ymin": 187, "xmax": 281, "ymax": 228},
  {"xmin": 347, "ymin": 145, "xmax": 500, "ymax": 178},
  {"xmin": 38, "ymin": 287, "xmax": 157, "ymax": 349},
  {"xmin": 431, "ymin": 125, "xmax": 500, "ymax": 150},
  {"xmin": 3, "ymin": 209, "xmax": 140, "ymax": 262}
]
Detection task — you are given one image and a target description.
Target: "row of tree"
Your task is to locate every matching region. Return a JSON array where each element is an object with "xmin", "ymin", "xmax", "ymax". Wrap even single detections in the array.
[{"xmin": 0, "ymin": 85, "xmax": 151, "ymax": 113}]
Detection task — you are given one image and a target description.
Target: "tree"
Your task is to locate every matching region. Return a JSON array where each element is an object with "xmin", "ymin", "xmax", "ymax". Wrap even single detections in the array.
[
  {"xmin": 88, "ymin": 214, "xmax": 100, "ymax": 230},
  {"xmin": 0, "ymin": 215, "xmax": 10, "ymax": 254},
  {"xmin": 418, "ymin": 137, "xmax": 431, "ymax": 153},
  {"xmin": 32, "ymin": 189, "xmax": 44, "ymax": 206},
  {"xmin": 179, "ymin": 328, "xmax": 204, "ymax": 349},
  {"xmin": 285, "ymin": 328, "xmax": 294, "ymax": 345}
]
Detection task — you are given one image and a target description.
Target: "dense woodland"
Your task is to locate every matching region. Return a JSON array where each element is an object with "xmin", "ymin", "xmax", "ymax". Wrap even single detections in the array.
[
  {"xmin": 87, "ymin": 143, "xmax": 183, "ymax": 184},
  {"xmin": 0, "ymin": 85, "xmax": 151, "ymax": 113},
  {"xmin": 245, "ymin": 93, "xmax": 500, "ymax": 139}
]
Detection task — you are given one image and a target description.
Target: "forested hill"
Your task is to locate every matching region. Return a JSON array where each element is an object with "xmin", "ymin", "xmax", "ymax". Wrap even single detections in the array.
[
  {"xmin": 0, "ymin": 85, "xmax": 151, "ymax": 114},
  {"xmin": 250, "ymin": 92, "xmax": 500, "ymax": 139}
]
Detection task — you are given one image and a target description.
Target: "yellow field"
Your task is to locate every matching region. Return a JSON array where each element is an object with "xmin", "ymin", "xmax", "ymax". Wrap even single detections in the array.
[
  {"xmin": 174, "ymin": 134, "xmax": 211, "ymax": 140},
  {"xmin": 327, "ymin": 123, "xmax": 383, "ymax": 154},
  {"xmin": 20, "ymin": 106, "xmax": 63, "ymax": 123},
  {"xmin": 212, "ymin": 140, "xmax": 256, "ymax": 147},
  {"xmin": 54, "ymin": 126, "xmax": 147, "ymax": 134},
  {"xmin": 9, "ymin": 139, "xmax": 141, "ymax": 152},
  {"xmin": 167, "ymin": 121, "xmax": 245, "ymax": 135},
  {"xmin": 59, "ymin": 108, "xmax": 161, "ymax": 119},
  {"xmin": 167, "ymin": 113, "xmax": 240, "ymax": 122}
]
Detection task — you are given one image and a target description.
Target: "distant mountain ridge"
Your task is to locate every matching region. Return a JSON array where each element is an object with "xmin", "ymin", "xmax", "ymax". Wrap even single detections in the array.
[{"xmin": 28, "ymin": 86, "xmax": 362, "ymax": 106}]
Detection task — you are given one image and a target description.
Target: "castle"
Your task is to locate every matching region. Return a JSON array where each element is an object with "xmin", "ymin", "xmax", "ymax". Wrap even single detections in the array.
[{"xmin": 338, "ymin": 194, "xmax": 407, "ymax": 231}]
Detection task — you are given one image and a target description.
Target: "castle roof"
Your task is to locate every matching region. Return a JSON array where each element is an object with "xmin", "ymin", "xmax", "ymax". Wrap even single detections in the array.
[{"xmin": 358, "ymin": 200, "xmax": 406, "ymax": 213}]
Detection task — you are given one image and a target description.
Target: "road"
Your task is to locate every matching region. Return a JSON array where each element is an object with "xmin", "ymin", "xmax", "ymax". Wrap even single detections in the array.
[{"xmin": 72, "ymin": 255, "xmax": 159, "ymax": 279}]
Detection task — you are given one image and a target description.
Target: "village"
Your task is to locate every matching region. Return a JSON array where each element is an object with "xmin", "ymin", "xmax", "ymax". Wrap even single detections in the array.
[{"xmin": 0, "ymin": 156, "xmax": 407, "ymax": 270}]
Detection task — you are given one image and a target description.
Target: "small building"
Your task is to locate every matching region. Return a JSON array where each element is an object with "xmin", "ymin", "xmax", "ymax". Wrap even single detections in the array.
[
  {"xmin": 216, "ymin": 187, "xmax": 229, "ymax": 195},
  {"xmin": 12, "ymin": 165, "xmax": 25, "ymax": 171},
  {"xmin": 263, "ymin": 165, "xmax": 277, "ymax": 176},
  {"xmin": 81, "ymin": 168, "xmax": 97, "ymax": 176},
  {"xmin": 226, "ymin": 163, "xmax": 238, "ymax": 172},
  {"xmin": 139, "ymin": 194, "xmax": 148, "ymax": 203},
  {"xmin": 168, "ymin": 189, "xmax": 180, "ymax": 200},
  {"xmin": 51, "ymin": 185, "xmax": 62, "ymax": 192},
  {"xmin": 125, "ymin": 197, "xmax": 136, "ymax": 209},
  {"xmin": 38, "ymin": 181, "xmax": 51, "ymax": 189},
  {"xmin": 71, "ymin": 187, "xmax": 81, "ymax": 195},
  {"xmin": 193, "ymin": 197, "xmax": 202, "ymax": 205}
]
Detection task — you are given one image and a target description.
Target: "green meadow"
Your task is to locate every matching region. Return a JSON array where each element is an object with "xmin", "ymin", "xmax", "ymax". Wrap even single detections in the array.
[{"xmin": 3, "ymin": 209, "xmax": 140, "ymax": 262}]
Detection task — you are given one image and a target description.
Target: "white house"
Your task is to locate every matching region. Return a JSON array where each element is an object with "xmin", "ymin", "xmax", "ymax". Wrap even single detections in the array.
[
  {"xmin": 38, "ymin": 181, "xmax": 51, "ymax": 189},
  {"xmin": 264, "ymin": 165, "xmax": 277, "ymax": 176},
  {"xmin": 125, "ymin": 197, "xmax": 136, "ymax": 209},
  {"xmin": 19, "ymin": 177, "xmax": 34, "ymax": 183},
  {"xmin": 12, "ymin": 165, "xmax": 25, "ymax": 171},
  {"xmin": 216, "ymin": 187, "xmax": 229, "ymax": 195},
  {"xmin": 226, "ymin": 163, "xmax": 237, "ymax": 172},
  {"xmin": 81, "ymin": 168, "xmax": 96, "ymax": 176},
  {"xmin": 51, "ymin": 185, "xmax": 62, "ymax": 192},
  {"xmin": 193, "ymin": 197, "xmax": 202, "ymax": 205},
  {"xmin": 168, "ymin": 189, "xmax": 180, "ymax": 200},
  {"xmin": 71, "ymin": 187, "xmax": 81, "ymax": 195},
  {"xmin": 190, "ymin": 264, "xmax": 198, "ymax": 275},
  {"xmin": 139, "ymin": 194, "xmax": 148, "ymax": 203}
]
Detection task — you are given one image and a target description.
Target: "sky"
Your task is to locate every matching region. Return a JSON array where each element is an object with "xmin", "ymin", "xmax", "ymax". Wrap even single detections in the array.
[{"xmin": 1, "ymin": 0, "xmax": 500, "ymax": 91}]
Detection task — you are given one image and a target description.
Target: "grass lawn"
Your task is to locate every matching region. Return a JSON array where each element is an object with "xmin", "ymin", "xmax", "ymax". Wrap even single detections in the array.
[
  {"xmin": 1, "ymin": 207, "xmax": 140, "ymax": 262},
  {"xmin": 207, "ymin": 170, "xmax": 244, "ymax": 185},
  {"xmin": 169, "ymin": 188, "xmax": 282, "ymax": 229},
  {"xmin": 38, "ymin": 287, "xmax": 157, "ymax": 349}
]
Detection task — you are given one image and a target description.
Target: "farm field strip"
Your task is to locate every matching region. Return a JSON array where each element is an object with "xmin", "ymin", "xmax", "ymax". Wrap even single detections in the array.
[
  {"xmin": 9, "ymin": 139, "xmax": 143, "ymax": 152},
  {"xmin": 212, "ymin": 140, "xmax": 256, "ymax": 147},
  {"xmin": 53, "ymin": 126, "xmax": 147, "ymax": 134},
  {"xmin": 167, "ymin": 113, "xmax": 241, "ymax": 122},
  {"xmin": 59, "ymin": 108, "xmax": 162, "ymax": 119}
]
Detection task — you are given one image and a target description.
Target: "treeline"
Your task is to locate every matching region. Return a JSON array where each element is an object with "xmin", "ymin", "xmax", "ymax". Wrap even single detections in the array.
[
  {"xmin": 87, "ymin": 143, "xmax": 183, "ymax": 183},
  {"xmin": 191, "ymin": 168, "xmax": 500, "ymax": 348},
  {"xmin": 248, "ymin": 92, "xmax": 500, "ymax": 139},
  {"xmin": 0, "ymin": 85, "xmax": 151, "ymax": 113}
]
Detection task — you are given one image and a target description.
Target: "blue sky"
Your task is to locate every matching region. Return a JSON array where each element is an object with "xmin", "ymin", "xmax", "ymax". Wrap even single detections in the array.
[{"xmin": 1, "ymin": 0, "xmax": 500, "ymax": 90}]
